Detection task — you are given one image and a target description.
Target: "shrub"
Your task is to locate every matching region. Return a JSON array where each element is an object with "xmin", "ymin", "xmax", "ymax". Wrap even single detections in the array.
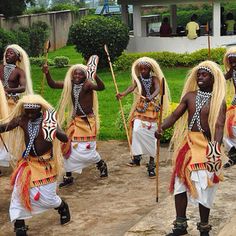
[
  {"xmin": 68, "ymin": 15, "xmax": 129, "ymax": 68},
  {"xmin": 114, "ymin": 48, "xmax": 226, "ymax": 71},
  {"xmin": 28, "ymin": 21, "xmax": 50, "ymax": 57},
  {"xmin": 30, "ymin": 57, "xmax": 54, "ymax": 67},
  {"xmin": 13, "ymin": 27, "xmax": 30, "ymax": 53},
  {"xmin": 0, "ymin": 28, "xmax": 17, "ymax": 59},
  {"xmin": 53, "ymin": 56, "xmax": 70, "ymax": 67}
]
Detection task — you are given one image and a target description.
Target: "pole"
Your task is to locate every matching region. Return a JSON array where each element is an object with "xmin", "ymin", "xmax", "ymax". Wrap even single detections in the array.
[{"xmin": 104, "ymin": 44, "xmax": 133, "ymax": 159}]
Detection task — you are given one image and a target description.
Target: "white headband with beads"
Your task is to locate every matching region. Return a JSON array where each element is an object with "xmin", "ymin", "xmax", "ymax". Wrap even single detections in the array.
[
  {"xmin": 198, "ymin": 66, "xmax": 213, "ymax": 75},
  {"xmin": 228, "ymin": 53, "xmax": 236, "ymax": 58},
  {"xmin": 23, "ymin": 103, "xmax": 41, "ymax": 109},
  {"xmin": 138, "ymin": 61, "xmax": 152, "ymax": 68}
]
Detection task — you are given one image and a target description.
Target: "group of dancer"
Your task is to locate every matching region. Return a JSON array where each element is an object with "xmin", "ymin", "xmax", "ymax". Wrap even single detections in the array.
[{"xmin": 1, "ymin": 43, "xmax": 236, "ymax": 236}]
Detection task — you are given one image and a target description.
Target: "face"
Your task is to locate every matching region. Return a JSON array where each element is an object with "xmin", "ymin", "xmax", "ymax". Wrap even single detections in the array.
[
  {"xmin": 24, "ymin": 107, "xmax": 42, "ymax": 120},
  {"xmin": 228, "ymin": 56, "xmax": 236, "ymax": 70},
  {"xmin": 139, "ymin": 64, "xmax": 151, "ymax": 79},
  {"xmin": 196, "ymin": 69, "xmax": 214, "ymax": 91},
  {"xmin": 72, "ymin": 69, "xmax": 86, "ymax": 84},
  {"xmin": 5, "ymin": 48, "xmax": 19, "ymax": 64}
]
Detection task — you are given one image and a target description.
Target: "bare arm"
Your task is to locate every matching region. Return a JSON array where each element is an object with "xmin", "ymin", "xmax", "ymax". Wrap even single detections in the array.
[
  {"xmin": 147, "ymin": 76, "xmax": 160, "ymax": 101},
  {"xmin": 225, "ymin": 68, "xmax": 233, "ymax": 80},
  {"xmin": 214, "ymin": 101, "xmax": 226, "ymax": 144},
  {"xmin": 88, "ymin": 74, "xmax": 105, "ymax": 91},
  {"xmin": 0, "ymin": 117, "xmax": 21, "ymax": 133},
  {"xmin": 116, "ymin": 82, "xmax": 137, "ymax": 100},
  {"xmin": 42, "ymin": 64, "xmax": 64, "ymax": 89},
  {"xmin": 55, "ymin": 126, "xmax": 68, "ymax": 143}
]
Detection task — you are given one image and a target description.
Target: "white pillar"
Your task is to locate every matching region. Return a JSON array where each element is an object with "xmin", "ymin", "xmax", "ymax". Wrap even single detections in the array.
[
  {"xmin": 121, "ymin": 4, "xmax": 129, "ymax": 26},
  {"xmin": 170, "ymin": 4, "xmax": 177, "ymax": 34},
  {"xmin": 213, "ymin": 1, "xmax": 221, "ymax": 37},
  {"xmin": 133, "ymin": 4, "xmax": 142, "ymax": 37}
]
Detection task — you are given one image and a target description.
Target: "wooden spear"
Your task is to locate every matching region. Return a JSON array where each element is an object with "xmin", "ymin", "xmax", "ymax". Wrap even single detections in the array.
[
  {"xmin": 156, "ymin": 77, "xmax": 165, "ymax": 202},
  {"xmin": 104, "ymin": 44, "xmax": 133, "ymax": 159},
  {"xmin": 41, "ymin": 40, "xmax": 51, "ymax": 96}
]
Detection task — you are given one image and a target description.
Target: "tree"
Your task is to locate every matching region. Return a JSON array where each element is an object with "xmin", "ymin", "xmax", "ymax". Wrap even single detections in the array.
[{"xmin": 0, "ymin": 0, "xmax": 35, "ymax": 17}]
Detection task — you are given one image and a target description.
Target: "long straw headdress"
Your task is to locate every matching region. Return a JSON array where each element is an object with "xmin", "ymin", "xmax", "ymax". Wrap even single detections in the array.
[
  {"xmin": 170, "ymin": 60, "xmax": 226, "ymax": 153},
  {"xmin": 4, "ymin": 44, "xmax": 33, "ymax": 95},
  {"xmin": 130, "ymin": 57, "xmax": 170, "ymax": 118},
  {"xmin": 57, "ymin": 64, "xmax": 100, "ymax": 130}
]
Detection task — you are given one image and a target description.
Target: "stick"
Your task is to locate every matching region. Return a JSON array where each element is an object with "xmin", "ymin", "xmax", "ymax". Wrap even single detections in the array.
[
  {"xmin": 104, "ymin": 44, "xmax": 133, "ymax": 159},
  {"xmin": 156, "ymin": 78, "xmax": 165, "ymax": 202},
  {"xmin": 206, "ymin": 22, "xmax": 211, "ymax": 59},
  {"xmin": 41, "ymin": 40, "xmax": 51, "ymax": 96},
  {"xmin": 0, "ymin": 134, "xmax": 9, "ymax": 153}
]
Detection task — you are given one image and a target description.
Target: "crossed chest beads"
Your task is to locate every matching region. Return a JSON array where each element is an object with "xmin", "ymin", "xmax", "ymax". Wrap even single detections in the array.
[
  {"xmin": 3, "ymin": 64, "xmax": 16, "ymax": 88},
  {"xmin": 73, "ymin": 83, "xmax": 86, "ymax": 117}
]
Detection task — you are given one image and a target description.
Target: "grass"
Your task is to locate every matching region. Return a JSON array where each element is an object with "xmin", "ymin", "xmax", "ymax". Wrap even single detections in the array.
[{"xmin": 31, "ymin": 46, "xmax": 189, "ymax": 140}]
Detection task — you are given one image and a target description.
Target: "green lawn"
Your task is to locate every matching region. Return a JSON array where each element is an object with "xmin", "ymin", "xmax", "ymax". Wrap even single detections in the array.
[{"xmin": 31, "ymin": 46, "xmax": 189, "ymax": 140}]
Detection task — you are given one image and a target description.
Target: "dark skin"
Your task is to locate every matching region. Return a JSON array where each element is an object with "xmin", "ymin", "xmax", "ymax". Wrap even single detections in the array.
[
  {"xmin": 225, "ymin": 56, "xmax": 236, "ymax": 94},
  {"xmin": 42, "ymin": 65, "xmax": 105, "ymax": 115},
  {"xmin": 0, "ymin": 48, "xmax": 26, "ymax": 94},
  {"xmin": 0, "ymin": 107, "xmax": 68, "ymax": 157},
  {"xmin": 155, "ymin": 68, "xmax": 226, "ymax": 223},
  {"xmin": 116, "ymin": 64, "xmax": 160, "ymax": 102}
]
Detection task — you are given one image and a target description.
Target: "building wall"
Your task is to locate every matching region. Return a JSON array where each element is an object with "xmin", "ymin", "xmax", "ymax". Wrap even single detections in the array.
[{"xmin": 0, "ymin": 9, "xmax": 88, "ymax": 51}]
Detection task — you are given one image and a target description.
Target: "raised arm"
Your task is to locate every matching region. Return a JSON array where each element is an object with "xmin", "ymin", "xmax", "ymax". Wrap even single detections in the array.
[
  {"xmin": 42, "ymin": 64, "xmax": 64, "ymax": 89},
  {"xmin": 0, "ymin": 116, "xmax": 21, "ymax": 133},
  {"xmin": 214, "ymin": 101, "xmax": 227, "ymax": 144},
  {"xmin": 88, "ymin": 74, "xmax": 105, "ymax": 91},
  {"xmin": 225, "ymin": 68, "xmax": 233, "ymax": 80},
  {"xmin": 56, "ymin": 126, "xmax": 68, "ymax": 143}
]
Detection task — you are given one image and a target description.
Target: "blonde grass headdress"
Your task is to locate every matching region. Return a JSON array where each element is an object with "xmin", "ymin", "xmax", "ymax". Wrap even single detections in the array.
[
  {"xmin": 129, "ymin": 57, "xmax": 170, "ymax": 118},
  {"xmin": 4, "ymin": 44, "xmax": 34, "ymax": 95},
  {"xmin": 223, "ymin": 46, "xmax": 236, "ymax": 102},
  {"xmin": 170, "ymin": 60, "xmax": 226, "ymax": 153},
  {"xmin": 57, "ymin": 64, "xmax": 100, "ymax": 131},
  {"xmin": 2, "ymin": 94, "xmax": 63, "ymax": 175}
]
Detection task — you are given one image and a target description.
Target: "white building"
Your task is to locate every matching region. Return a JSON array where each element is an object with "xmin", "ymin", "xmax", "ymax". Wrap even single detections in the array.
[{"xmin": 118, "ymin": 0, "xmax": 236, "ymax": 53}]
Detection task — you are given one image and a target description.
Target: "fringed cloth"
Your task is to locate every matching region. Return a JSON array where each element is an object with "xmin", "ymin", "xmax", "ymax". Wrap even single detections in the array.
[
  {"xmin": 129, "ymin": 99, "xmax": 159, "ymax": 143},
  {"xmin": 6, "ymin": 95, "xmax": 19, "ymax": 112},
  {"xmin": 10, "ymin": 152, "xmax": 57, "ymax": 211},
  {"xmin": 224, "ymin": 105, "xmax": 236, "ymax": 151},
  {"xmin": 61, "ymin": 114, "xmax": 97, "ymax": 158},
  {"xmin": 170, "ymin": 132, "xmax": 223, "ymax": 199}
]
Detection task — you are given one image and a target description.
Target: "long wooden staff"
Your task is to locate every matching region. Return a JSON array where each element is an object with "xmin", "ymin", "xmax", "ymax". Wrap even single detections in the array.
[
  {"xmin": 0, "ymin": 134, "xmax": 9, "ymax": 153},
  {"xmin": 206, "ymin": 21, "xmax": 211, "ymax": 59},
  {"xmin": 156, "ymin": 77, "xmax": 165, "ymax": 202},
  {"xmin": 104, "ymin": 44, "xmax": 133, "ymax": 159},
  {"xmin": 40, "ymin": 40, "xmax": 51, "ymax": 96}
]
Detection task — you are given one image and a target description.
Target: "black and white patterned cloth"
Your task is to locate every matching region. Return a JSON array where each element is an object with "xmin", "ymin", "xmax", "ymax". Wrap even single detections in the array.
[
  {"xmin": 73, "ymin": 83, "xmax": 86, "ymax": 116},
  {"xmin": 3, "ymin": 64, "xmax": 16, "ymax": 88},
  {"xmin": 188, "ymin": 90, "xmax": 212, "ymax": 132}
]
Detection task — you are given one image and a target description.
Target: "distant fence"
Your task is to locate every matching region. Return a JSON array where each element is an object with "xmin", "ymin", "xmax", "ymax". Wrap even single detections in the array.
[{"xmin": 0, "ymin": 9, "xmax": 88, "ymax": 51}]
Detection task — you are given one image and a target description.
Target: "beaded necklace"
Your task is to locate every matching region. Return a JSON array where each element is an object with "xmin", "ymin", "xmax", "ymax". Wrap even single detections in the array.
[
  {"xmin": 188, "ymin": 90, "xmax": 212, "ymax": 132},
  {"xmin": 23, "ymin": 115, "xmax": 43, "ymax": 158},
  {"xmin": 73, "ymin": 83, "xmax": 86, "ymax": 116},
  {"xmin": 3, "ymin": 64, "xmax": 16, "ymax": 88}
]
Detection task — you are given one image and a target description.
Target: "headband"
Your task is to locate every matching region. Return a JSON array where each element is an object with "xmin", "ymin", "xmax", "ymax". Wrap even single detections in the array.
[
  {"xmin": 138, "ymin": 61, "xmax": 152, "ymax": 69},
  {"xmin": 23, "ymin": 103, "xmax": 41, "ymax": 109},
  {"xmin": 228, "ymin": 53, "xmax": 236, "ymax": 58},
  {"xmin": 198, "ymin": 66, "xmax": 213, "ymax": 75}
]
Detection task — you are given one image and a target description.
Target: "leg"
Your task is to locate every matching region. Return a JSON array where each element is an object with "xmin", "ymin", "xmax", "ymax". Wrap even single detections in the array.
[
  {"xmin": 55, "ymin": 200, "xmax": 71, "ymax": 225},
  {"xmin": 166, "ymin": 192, "xmax": 188, "ymax": 236},
  {"xmin": 146, "ymin": 156, "xmax": 156, "ymax": 178},
  {"xmin": 59, "ymin": 172, "xmax": 74, "ymax": 188},
  {"xmin": 224, "ymin": 146, "xmax": 236, "ymax": 168},
  {"xmin": 96, "ymin": 159, "xmax": 108, "ymax": 177},
  {"xmin": 197, "ymin": 204, "xmax": 212, "ymax": 236},
  {"xmin": 14, "ymin": 220, "xmax": 28, "ymax": 236},
  {"xmin": 127, "ymin": 155, "xmax": 142, "ymax": 167}
]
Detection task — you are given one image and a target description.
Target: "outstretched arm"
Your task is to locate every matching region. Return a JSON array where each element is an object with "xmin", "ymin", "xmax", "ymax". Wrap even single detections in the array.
[
  {"xmin": 56, "ymin": 126, "xmax": 68, "ymax": 143},
  {"xmin": 0, "ymin": 117, "xmax": 21, "ymax": 133},
  {"xmin": 42, "ymin": 64, "xmax": 64, "ymax": 89},
  {"xmin": 214, "ymin": 101, "xmax": 227, "ymax": 144},
  {"xmin": 116, "ymin": 82, "xmax": 137, "ymax": 100}
]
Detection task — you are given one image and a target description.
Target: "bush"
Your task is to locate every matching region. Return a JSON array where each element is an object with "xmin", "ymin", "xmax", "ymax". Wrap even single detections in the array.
[
  {"xmin": 68, "ymin": 15, "xmax": 129, "ymax": 68},
  {"xmin": 114, "ymin": 48, "xmax": 226, "ymax": 71},
  {"xmin": 13, "ymin": 28, "xmax": 30, "ymax": 53},
  {"xmin": 30, "ymin": 57, "xmax": 54, "ymax": 67},
  {"xmin": 28, "ymin": 21, "xmax": 50, "ymax": 57},
  {"xmin": 0, "ymin": 28, "xmax": 17, "ymax": 59},
  {"xmin": 53, "ymin": 56, "xmax": 70, "ymax": 67}
]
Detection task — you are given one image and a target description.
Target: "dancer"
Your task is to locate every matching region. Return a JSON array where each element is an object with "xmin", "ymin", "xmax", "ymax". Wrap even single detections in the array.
[
  {"xmin": 223, "ymin": 46, "xmax": 236, "ymax": 168},
  {"xmin": 0, "ymin": 94, "xmax": 70, "ymax": 236},
  {"xmin": 155, "ymin": 60, "xmax": 226, "ymax": 236},
  {"xmin": 116, "ymin": 57, "xmax": 170, "ymax": 178},
  {"xmin": 42, "ymin": 62, "xmax": 108, "ymax": 188}
]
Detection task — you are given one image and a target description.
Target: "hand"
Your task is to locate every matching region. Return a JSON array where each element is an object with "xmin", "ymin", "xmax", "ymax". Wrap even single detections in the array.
[
  {"xmin": 42, "ymin": 64, "xmax": 49, "ymax": 74},
  {"xmin": 155, "ymin": 128, "xmax": 163, "ymax": 139},
  {"xmin": 116, "ymin": 93, "xmax": 124, "ymax": 100},
  {"xmin": 145, "ymin": 96, "xmax": 152, "ymax": 102}
]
